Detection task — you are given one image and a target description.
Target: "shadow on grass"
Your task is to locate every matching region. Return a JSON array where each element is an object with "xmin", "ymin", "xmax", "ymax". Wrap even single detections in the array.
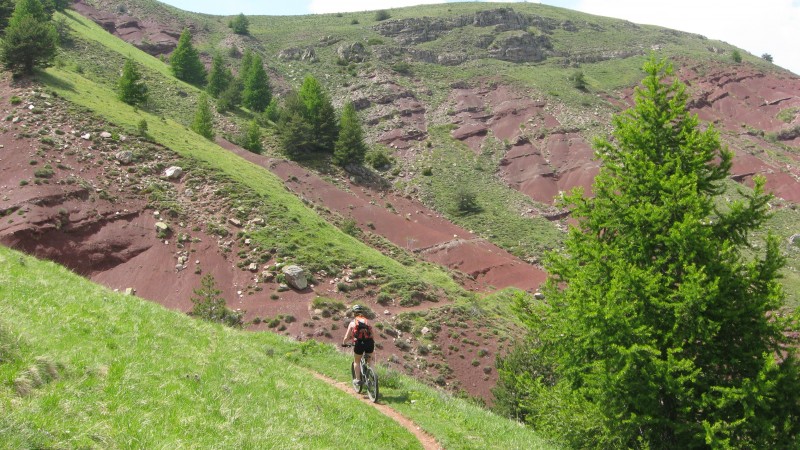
[{"xmin": 36, "ymin": 71, "xmax": 77, "ymax": 93}]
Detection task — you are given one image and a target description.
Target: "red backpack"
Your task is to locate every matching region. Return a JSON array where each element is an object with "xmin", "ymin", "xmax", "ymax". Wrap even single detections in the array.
[{"xmin": 353, "ymin": 317, "xmax": 373, "ymax": 341}]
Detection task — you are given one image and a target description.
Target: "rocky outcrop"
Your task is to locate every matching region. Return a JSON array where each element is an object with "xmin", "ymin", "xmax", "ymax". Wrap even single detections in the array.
[
  {"xmin": 72, "ymin": 1, "xmax": 179, "ymax": 56},
  {"xmin": 488, "ymin": 32, "xmax": 552, "ymax": 63},
  {"xmin": 278, "ymin": 46, "xmax": 318, "ymax": 62},
  {"xmin": 337, "ymin": 42, "xmax": 368, "ymax": 63}
]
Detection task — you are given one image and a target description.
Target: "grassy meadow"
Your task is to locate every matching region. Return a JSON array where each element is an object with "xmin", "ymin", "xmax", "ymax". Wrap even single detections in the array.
[{"xmin": 0, "ymin": 246, "xmax": 554, "ymax": 449}]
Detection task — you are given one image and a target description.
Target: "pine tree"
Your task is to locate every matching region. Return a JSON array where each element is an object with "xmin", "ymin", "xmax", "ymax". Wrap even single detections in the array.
[
  {"xmin": 228, "ymin": 13, "xmax": 249, "ymax": 35},
  {"xmin": 117, "ymin": 58, "xmax": 148, "ymax": 105},
  {"xmin": 8, "ymin": 0, "xmax": 49, "ymax": 26},
  {"xmin": 333, "ymin": 102, "xmax": 367, "ymax": 166},
  {"xmin": 298, "ymin": 75, "xmax": 338, "ymax": 152},
  {"xmin": 242, "ymin": 54, "xmax": 271, "ymax": 112},
  {"xmin": 0, "ymin": 2, "xmax": 57, "ymax": 76},
  {"xmin": 206, "ymin": 54, "xmax": 231, "ymax": 98},
  {"xmin": 504, "ymin": 56, "xmax": 800, "ymax": 448},
  {"xmin": 0, "ymin": 0, "xmax": 15, "ymax": 30},
  {"xmin": 191, "ymin": 93, "xmax": 214, "ymax": 140},
  {"xmin": 238, "ymin": 48, "xmax": 255, "ymax": 84},
  {"xmin": 242, "ymin": 120, "xmax": 262, "ymax": 153},
  {"xmin": 277, "ymin": 92, "xmax": 312, "ymax": 159},
  {"xmin": 170, "ymin": 28, "xmax": 206, "ymax": 86}
]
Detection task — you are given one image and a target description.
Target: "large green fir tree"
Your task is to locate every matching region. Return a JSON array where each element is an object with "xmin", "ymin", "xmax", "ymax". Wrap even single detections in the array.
[
  {"xmin": 170, "ymin": 28, "xmax": 206, "ymax": 86},
  {"xmin": 191, "ymin": 93, "xmax": 214, "ymax": 140},
  {"xmin": 332, "ymin": 101, "xmax": 367, "ymax": 167},
  {"xmin": 0, "ymin": 0, "xmax": 57, "ymax": 75},
  {"xmin": 502, "ymin": 56, "xmax": 800, "ymax": 448},
  {"xmin": 241, "ymin": 54, "xmax": 271, "ymax": 112},
  {"xmin": 117, "ymin": 58, "xmax": 148, "ymax": 105},
  {"xmin": 298, "ymin": 75, "xmax": 338, "ymax": 152}
]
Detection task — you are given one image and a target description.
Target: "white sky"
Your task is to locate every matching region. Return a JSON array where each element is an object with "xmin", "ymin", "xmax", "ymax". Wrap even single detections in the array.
[{"xmin": 157, "ymin": 0, "xmax": 800, "ymax": 74}]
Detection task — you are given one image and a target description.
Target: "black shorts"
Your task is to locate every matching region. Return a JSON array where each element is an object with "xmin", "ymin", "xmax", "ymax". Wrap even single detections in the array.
[{"xmin": 353, "ymin": 339, "xmax": 374, "ymax": 355}]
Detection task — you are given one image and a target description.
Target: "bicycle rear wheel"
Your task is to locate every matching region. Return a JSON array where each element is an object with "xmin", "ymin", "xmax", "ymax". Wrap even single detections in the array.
[
  {"xmin": 364, "ymin": 366, "xmax": 378, "ymax": 402},
  {"xmin": 350, "ymin": 361, "xmax": 363, "ymax": 393}
]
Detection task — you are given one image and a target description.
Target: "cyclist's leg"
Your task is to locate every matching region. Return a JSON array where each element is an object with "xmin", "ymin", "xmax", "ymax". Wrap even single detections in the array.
[{"xmin": 353, "ymin": 342, "xmax": 364, "ymax": 383}]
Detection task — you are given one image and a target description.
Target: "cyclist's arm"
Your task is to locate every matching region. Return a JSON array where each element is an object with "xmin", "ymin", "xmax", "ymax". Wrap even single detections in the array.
[{"xmin": 342, "ymin": 321, "xmax": 354, "ymax": 346}]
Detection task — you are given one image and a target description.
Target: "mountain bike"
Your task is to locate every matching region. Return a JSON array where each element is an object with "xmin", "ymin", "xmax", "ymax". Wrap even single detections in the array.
[{"xmin": 342, "ymin": 344, "xmax": 379, "ymax": 402}]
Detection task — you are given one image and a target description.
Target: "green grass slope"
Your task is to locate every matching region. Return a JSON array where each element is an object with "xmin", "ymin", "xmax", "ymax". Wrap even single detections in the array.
[{"xmin": 0, "ymin": 246, "xmax": 554, "ymax": 449}]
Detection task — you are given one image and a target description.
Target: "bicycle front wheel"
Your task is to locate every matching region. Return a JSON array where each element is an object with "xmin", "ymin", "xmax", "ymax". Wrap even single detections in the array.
[{"xmin": 364, "ymin": 366, "xmax": 378, "ymax": 402}]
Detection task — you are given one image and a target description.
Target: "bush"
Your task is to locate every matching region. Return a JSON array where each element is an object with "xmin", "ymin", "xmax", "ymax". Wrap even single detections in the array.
[
  {"xmin": 375, "ymin": 10, "xmax": 391, "ymax": 21},
  {"xmin": 454, "ymin": 186, "xmax": 479, "ymax": 213},
  {"xmin": 731, "ymin": 49, "xmax": 742, "ymax": 63},
  {"xmin": 365, "ymin": 147, "xmax": 393, "ymax": 170}
]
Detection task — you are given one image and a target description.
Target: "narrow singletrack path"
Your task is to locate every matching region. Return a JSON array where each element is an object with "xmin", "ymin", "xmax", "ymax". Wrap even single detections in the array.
[{"xmin": 310, "ymin": 371, "xmax": 442, "ymax": 450}]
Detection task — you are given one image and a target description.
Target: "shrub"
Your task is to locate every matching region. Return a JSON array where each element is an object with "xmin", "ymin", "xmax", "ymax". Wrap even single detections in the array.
[
  {"xmin": 365, "ymin": 147, "xmax": 392, "ymax": 170},
  {"xmin": 375, "ymin": 10, "xmax": 390, "ymax": 21},
  {"xmin": 731, "ymin": 49, "xmax": 742, "ymax": 63}
]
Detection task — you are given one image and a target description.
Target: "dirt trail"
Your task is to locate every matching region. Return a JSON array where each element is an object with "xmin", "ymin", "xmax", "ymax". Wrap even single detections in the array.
[{"xmin": 310, "ymin": 371, "xmax": 442, "ymax": 450}]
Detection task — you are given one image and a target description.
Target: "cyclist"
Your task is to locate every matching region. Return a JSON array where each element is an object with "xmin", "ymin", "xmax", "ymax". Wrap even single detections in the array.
[{"xmin": 342, "ymin": 304, "xmax": 374, "ymax": 389}]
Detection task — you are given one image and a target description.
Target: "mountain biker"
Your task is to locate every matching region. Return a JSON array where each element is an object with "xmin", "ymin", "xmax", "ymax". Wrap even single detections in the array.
[{"xmin": 342, "ymin": 304, "xmax": 374, "ymax": 389}]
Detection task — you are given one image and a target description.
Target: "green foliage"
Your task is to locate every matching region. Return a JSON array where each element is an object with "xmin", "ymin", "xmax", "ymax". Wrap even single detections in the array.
[
  {"xmin": 228, "ymin": 13, "xmax": 249, "ymax": 35},
  {"xmin": 0, "ymin": 7, "xmax": 57, "ymax": 75},
  {"xmin": 263, "ymin": 97, "xmax": 280, "ymax": 123},
  {"xmin": 242, "ymin": 119, "xmax": 262, "ymax": 153},
  {"xmin": 170, "ymin": 28, "xmax": 206, "ymax": 86},
  {"xmin": 298, "ymin": 75, "xmax": 338, "ymax": 152},
  {"xmin": 117, "ymin": 58, "xmax": 148, "ymax": 105},
  {"xmin": 762, "ymin": 53, "xmax": 773, "ymax": 62},
  {"xmin": 8, "ymin": 0, "xmax": 50, "ymax": 26},
  {"xmin": 191, "ymin": 93, "xmax": 214, "ymax": 140},
  {"xmin": 569, "ymin": 70, "xmax": 587, "ymax": 90},
  {"xmin": 216, "ymin": 79, "xmax": 242, "ymax": 112},
  {"xmin": 365, "ymin": 146, "xmax": 393, "ymax": 170},
  {"xmin": 137, "ymin": 118, "xmax": 148, "ymax": 136},
  {"xmin": 242, "ymin": 54, "xmax": 272, "ymax": 112},
  {"xmin": 731, "ymin": 49, "xmax": 742, "ymax": 63},
  {"xmin": 391, "ymin": 61, "xmax": 412, "ymax": 75},
  {"xmin": 375, "ymin": 10, "xmax": 391, "ymax": 21},
  {"xmin": 453, "ymin": 185, "xmax": 480, "ymax": 214},
  {"xmin": 189, "ymin": 274, "xmax": 243, "ymax": 327},
  {"xmin": 506, "ymin": 56, "xmax": 800, "ymax": 448},
  {"xmin": 0, "ymin": 0, "xmax": 15, "ymax": 31},
  {"xmin": 333, "ymin": 101, "xmax": 367, "ymax": 167},
  {"xmin": 206, "ymin": 54, "xmax": 231, "ymax": 98}
]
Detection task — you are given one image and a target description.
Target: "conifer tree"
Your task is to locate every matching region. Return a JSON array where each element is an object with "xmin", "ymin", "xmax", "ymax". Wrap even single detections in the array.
[
  {"xmin": 333, "ymin": 101, "xmax": 367, "ymax": 166},
  {"xmin": 117, "ymin": 58, "xmax": 148, "ymax": 105},
  {"xmin": 0, "ymin": 0, "xmax": 57, "ymax": 75},
  {"xmin": 298, "ymin": 75, "xmax": 338, "ymax": 152},
  {"xmin": 228, "ymin": 13, "xmax": 249, "ymax": 35},
  {"xmin": 170, "ymin": 28, "xmax": 206, "ymax": 86},
  {"xmin": 0, "ymin": 0, "xmax": 16, "ymax": 30},
  {"xmin": 502, "ymin": 56, "xmax": 800, "ymax": 448},
  {"xmin": 277, "ymin": 92, "xmax": 312, "ymax": 159},
  {"xmin": 206, "ymin": 54, "xmax": 231, "ymax": 98},
  {"xmin": 242, "ymin": 54, "xmax": 271, "ymax": 112},
  {"xmin": 242, "ymin": 120, "xmax": 262, "ymax": 153},
  {"xmin": 191, "ymin": 93, "xmax": 214, "ymax": 140}
]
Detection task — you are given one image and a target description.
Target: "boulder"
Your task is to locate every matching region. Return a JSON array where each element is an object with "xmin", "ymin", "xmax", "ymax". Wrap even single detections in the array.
[
  {"xmin": 337, "ymin": 42, "xmax": 368, "ymax": 63},
  {"xmin": 116, "ymin": 150, "xmax": 133, "ymax": 164},
  {"xmin": 281, "ymin": 265, "xmax": 308, "ymax": 290},
  {"xmin": 164, "ymin": 166, "xmax": 183, "ymax": 179},
  {"xmin": 100, "ymin": 131, "xmax": 112, "ymax": 139},
  {"xmin": 155, "ymin": 222, "xmax": 169, "ymax": 233}
]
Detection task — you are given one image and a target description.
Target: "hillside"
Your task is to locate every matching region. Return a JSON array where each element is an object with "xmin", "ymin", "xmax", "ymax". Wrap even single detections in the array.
[
  {"xmin": 0, "ymin": 245, "xmax": 551, "ymax": 448},
  {"xmin": 1, "ymin": 0, "xmax": 799, "ymax": 419}
]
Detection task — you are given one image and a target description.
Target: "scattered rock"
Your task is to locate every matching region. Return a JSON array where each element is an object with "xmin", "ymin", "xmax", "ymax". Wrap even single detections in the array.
[
  {"xmin": 155, "ymin": 222, "xmax": 169, "ymax": 233},
  {"xmin": 164, "ymin": 166, "xmax": 183, "ymax": 179},
  {"xmin": 248, "ymin": 263, "xmax": 258, "ymax": 272},
  {"xmin": 116, "ymin": 150, "xmax": 133, "ymax": 164},
  {"xmin": 124, "ymin": 287, "xmax": 135, "ymax": 296},
  {"xmin": 228, "ymin": 218, "xmax": 242, "ymax": 227},
  {"xmin": 100, "ymin": 131, "xmax": 112, "ymax": 139},
  {"xmin": 81, "ymin": 133, "xmax": 91, "ymax": 140},
  {"xmin": 534, "ymin": 292, "xmax": 545, "ymax": 300},
  {"xmin": 282, "ymin": 265, "xmax": 308, "ymax": 290}
]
